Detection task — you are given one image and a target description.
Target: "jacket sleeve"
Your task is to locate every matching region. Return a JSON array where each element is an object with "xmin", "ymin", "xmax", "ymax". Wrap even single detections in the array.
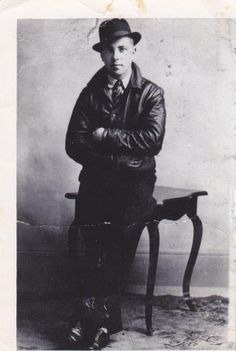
[
  {"xmin": 103, "ymin": 86, "xmax": 166, "ymax": 156},
  {"xmin": 65, "ymin": 88, "xmax": 113, "ymax": 169}
]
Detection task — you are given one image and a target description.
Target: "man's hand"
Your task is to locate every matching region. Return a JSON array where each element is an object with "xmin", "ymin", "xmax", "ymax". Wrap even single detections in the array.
[{"xmin": 92, "ymin": 127, "xmax": 105, "ymax": 142}]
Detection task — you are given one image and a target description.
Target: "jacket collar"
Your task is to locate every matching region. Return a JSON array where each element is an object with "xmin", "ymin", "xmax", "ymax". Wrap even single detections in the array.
[
  {"xmin": 129, "ymin": 62, "xmax": 143, "ymax": 89},
  {"xmin": 87, "ymin": 62, "xmax": 143, "ymax": 90}
]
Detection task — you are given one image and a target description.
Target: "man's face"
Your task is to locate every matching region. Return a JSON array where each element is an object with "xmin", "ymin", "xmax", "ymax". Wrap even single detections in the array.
[{"xmin": 100, "ymin": 36, "xmax": 136, "ymax": 79}]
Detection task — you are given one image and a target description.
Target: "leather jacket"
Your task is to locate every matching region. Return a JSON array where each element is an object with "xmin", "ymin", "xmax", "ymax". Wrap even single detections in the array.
[{"xmin": 66, "ymin": 62, "xmax": 166, "ymax": 179}]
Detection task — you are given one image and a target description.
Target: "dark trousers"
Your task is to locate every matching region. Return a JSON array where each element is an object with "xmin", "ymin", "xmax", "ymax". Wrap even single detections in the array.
[{"xmin": 73, "ymin": 172, "xmax": 156, "ymax": 333}]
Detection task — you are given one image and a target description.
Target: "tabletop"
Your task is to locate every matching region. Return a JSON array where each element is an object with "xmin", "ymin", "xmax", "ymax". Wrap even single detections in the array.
[{"xmin": 153, "ymin": 186, "xmax": 208, "ymax": 205}]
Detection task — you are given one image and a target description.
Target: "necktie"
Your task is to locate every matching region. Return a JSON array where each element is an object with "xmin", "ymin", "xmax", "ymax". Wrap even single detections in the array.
[{"xmin": 112, "ymin": 80, "xmax": 123, "ymax": 106}]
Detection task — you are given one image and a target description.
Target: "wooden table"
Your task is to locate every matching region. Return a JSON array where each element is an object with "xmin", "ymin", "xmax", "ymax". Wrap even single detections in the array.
[
  {"xmin": 65, "ymin": 185, "xmax": 208, "ymax": 336},
  {"xmin": 144, "ymin": 186, "xmax": 208, "ymax": 335}
]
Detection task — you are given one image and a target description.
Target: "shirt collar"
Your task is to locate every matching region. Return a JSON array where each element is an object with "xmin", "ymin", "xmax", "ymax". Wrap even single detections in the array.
[
  {"xmin": 87, "ymin": 62, "xmax": 143, "ymax": 91},
  {"xmin": 107, "ymin": 68, "xmax": 132, "ymax": 90}
]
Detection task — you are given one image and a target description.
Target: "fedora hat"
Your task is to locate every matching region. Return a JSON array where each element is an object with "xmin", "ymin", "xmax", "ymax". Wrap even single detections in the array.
[{"xmin": 92, "ymin": 18, "xmax": 141, "ymax": 52}]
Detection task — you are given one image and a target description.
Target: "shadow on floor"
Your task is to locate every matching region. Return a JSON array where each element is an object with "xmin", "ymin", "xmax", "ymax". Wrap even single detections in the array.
[{"xmin": 17, "ymin": 294, "xmax": 232, "ymax": 350}]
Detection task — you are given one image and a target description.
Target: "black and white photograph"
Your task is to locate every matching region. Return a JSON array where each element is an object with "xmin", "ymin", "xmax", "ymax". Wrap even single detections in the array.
[{"xmin": 13, "ymin": 14, "xmax": 236, "ymax": 351}]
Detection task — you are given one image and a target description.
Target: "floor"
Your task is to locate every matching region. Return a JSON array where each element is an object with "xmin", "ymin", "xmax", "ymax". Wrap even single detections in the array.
[{"xmin": 17, "ymin": 294, "xmax": 232, "ymax": 350}]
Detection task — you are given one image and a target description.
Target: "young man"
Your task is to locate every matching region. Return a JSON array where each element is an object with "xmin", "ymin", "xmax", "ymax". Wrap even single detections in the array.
[{"xmin": 66, "ymin": 18, "xmax": 166, "ymax": 349}]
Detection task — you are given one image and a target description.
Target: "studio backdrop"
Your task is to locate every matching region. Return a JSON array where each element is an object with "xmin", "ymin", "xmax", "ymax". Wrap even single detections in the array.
[{"xmin": 17, "ymin": 19, "xmax": 234, "ymax": 298}]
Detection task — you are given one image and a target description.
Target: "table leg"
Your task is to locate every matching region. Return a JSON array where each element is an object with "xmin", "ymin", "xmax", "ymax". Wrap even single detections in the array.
[
  {"xmin": 145, "ymin": 221, "xmax": 160, "ymax": 336},
  {"xmin": 183, "ymin": 214, "xmax": 203, "ymax": 311}
]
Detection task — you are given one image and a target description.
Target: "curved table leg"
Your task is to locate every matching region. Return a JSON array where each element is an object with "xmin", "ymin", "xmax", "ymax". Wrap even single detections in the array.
[
  {"xmin": 183, "ymin": 214, "xmax": 203, "ymax": 311},
  {"xmin": 145, "ymin": 221, "xmax": 160, "ymax": 336}
]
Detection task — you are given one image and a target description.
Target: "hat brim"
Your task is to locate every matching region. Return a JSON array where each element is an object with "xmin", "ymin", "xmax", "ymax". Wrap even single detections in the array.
[{"xmin": 92, "ymin": 32, "xmax": 141, "ymax": 52}]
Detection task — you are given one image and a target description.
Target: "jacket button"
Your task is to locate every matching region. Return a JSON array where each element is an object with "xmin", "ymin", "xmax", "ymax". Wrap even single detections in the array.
[{"xmin": 111, "ymin": 113, "xmax": 116, "ymax": 117}]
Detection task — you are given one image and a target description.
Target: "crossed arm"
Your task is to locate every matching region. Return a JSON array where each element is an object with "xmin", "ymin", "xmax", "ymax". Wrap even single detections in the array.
[{"xmin": 65, "ymin": 86, "xmax": 166, "ymax": 167}]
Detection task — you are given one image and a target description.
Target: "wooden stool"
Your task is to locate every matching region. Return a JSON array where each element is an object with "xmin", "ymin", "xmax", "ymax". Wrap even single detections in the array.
[{"xmin": 65, "ymin": 185, "xmax": 207, "ymax": 336}]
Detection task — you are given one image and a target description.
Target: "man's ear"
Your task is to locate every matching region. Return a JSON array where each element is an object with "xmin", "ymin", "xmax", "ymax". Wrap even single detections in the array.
[{"xmin": 132, "ymin": 47, "xmax": 136, "ymax": 55}]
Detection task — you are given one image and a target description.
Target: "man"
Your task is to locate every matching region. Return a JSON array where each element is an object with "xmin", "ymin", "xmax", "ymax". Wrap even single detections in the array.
[{"xmin": 66, "ymin": 18, "xmax": 166, "ymax": 349}]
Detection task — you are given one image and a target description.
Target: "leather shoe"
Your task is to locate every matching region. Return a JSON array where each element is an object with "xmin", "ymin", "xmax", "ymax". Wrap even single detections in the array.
[
  {"xmin": 88, "ymin": 328, "xmax": 110, "ymax": 350},
  {"xmin": 67, "ymin": 323, "xmax": 91, "ymax": 349}
]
